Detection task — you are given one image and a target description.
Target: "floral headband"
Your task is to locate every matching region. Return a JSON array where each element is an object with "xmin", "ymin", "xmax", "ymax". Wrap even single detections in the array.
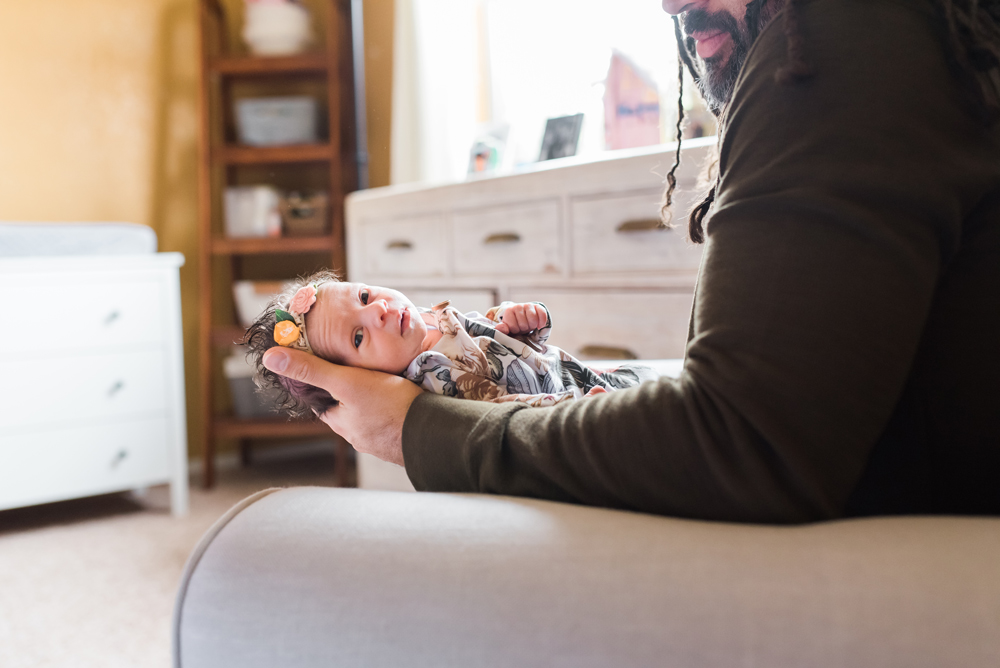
[{"xmin": 273, "ymin": 283, "xmax": 321, "ymax": 354}]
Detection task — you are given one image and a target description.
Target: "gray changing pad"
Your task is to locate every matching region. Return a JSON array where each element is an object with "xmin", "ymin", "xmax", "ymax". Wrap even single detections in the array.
[{"xmin": 0, "ymin": 222, "xmax": 157, "ymax": 257}]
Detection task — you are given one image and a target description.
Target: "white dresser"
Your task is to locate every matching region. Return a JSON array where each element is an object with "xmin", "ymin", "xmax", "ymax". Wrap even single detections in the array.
[
  {"xmin": 345, "ymin": 138, "xmax": 714, "ymax": 490},
  {"xmin": 0, "ymin": 253, "xmax": 189, "ymax": 516}
]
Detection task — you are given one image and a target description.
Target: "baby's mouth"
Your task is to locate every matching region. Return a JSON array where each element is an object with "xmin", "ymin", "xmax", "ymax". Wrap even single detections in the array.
[{"xmin": 400, "ymin": 308, "xmax": 409, "ymax": 334}]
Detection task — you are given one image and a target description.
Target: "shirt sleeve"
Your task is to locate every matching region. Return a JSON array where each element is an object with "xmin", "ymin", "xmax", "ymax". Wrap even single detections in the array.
[{"xmin": 402, "ymin": 1, "xmax": 984, "ymax": 522}]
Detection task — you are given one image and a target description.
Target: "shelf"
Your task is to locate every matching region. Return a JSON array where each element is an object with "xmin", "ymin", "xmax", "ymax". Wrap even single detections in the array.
[
  {"xmin": 214, "ymin": 416, "xmax": 334, "ymax": 439},
  {"xmin": 210, "ymin": 53, "xmax": 328, "ymax": 76},
  {"xmin": 211, "ymin": 235, "xmax": 336, "ymax": 255},
  {"xmin": 198, "ymin": 0, "xmax": 357, "ymax": 489},
  {"xmin": 217, "ymin": 143, "xmax": 334, "ymax": 165}
]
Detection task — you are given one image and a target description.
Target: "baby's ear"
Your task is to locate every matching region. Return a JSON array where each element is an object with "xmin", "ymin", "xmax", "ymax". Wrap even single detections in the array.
[{"xmin": 486, "ymin": 306, "xmax": 501, "ymax": 322}]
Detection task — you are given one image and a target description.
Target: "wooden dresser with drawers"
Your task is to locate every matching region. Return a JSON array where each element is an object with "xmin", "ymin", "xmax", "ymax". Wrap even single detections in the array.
[{"xmin": 346, "ymin": 138, "xmax": 713, "ymax": 360}]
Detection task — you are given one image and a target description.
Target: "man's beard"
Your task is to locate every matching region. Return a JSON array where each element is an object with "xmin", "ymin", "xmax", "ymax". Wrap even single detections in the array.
[{"xmin": 680, "ymin": 0, "xmax": 782, "ymax": 114}]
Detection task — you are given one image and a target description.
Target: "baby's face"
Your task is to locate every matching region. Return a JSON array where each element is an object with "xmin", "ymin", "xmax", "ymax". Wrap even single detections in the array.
[{"xmin": 306, "ymin": 282, "xmax": 429, "ymax": 374}]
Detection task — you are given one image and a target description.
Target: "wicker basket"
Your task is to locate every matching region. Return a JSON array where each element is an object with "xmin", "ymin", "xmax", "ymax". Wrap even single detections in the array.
[{"xmin": 279, "ymin": 191, "xmax": 329, "ymax": 237}]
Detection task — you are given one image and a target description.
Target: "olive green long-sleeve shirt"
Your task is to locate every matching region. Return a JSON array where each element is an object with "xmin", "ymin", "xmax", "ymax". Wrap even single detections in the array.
[{"xmin": 401, "ymin": 0, "xmax": 1000, "ymax": 522}]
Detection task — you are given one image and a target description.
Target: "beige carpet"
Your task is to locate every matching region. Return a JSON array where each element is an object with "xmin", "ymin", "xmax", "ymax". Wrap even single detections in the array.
[{"xmin": 0, "ymin": 446, "xmax": 349, "ymax": 668}]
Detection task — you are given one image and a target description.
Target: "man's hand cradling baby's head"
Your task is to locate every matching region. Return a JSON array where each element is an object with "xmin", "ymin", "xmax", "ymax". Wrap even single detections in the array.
[
  {"xmin": 262, "ymin": 347, "xmax": 339, "ymax": 409},
  {"xmin": 259, "ymin": 343, "xmax": 423, "ymax": 465},
  {"xmin": 262, "ymin": 347, "xmax": 289, "ymax": 373}
]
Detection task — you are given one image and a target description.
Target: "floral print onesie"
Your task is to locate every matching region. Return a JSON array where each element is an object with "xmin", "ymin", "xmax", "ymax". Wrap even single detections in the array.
[{"xmin": 402, "ymin": 302, "xmax": 658, "ymax": 407}]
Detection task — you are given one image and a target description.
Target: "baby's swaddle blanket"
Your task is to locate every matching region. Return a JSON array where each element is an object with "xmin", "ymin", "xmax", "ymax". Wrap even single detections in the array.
[{"xmin": 403, "ymin": 302, "xmax": 657, "ymax": 407}]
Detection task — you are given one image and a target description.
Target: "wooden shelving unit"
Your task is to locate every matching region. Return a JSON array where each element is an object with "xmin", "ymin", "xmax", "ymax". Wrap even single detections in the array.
[
  {"xmin": 217, "ymin": 143, "xmax": 335, "ymax": 165},
  {"xmin": 210, "ymin": 235, "xmax": 338, "ymax": 255},
  {"xmin": 197, "ymin": 0, "xmax": 360, "ymax": 488},
  {"xmin": 210, "ymin": 53, "xmax": 329, "ymax": 76}
]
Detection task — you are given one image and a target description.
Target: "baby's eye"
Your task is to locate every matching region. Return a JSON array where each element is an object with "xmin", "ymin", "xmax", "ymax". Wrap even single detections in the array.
[
  {"xmin": 353, "ymin": 330, "xmax": 364, "ymax": 349},
  {"xmin": 360, "ymin": 288, "xmax": 370, "ymax": 305}
]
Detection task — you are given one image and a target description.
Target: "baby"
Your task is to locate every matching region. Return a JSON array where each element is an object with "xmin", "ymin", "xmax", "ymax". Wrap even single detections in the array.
[{"xmin": 244, "ymin": 270, "xmax": 657, "ymax": 417}]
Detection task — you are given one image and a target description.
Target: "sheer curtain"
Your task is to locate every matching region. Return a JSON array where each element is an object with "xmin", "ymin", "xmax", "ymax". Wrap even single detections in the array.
[
  {"xmin": 390, "ymin": 0, "xmax": 490, "ymax": 185},
  {"xmin": 391, "ymin": 0, "xmax": 697, "ymax": 186}
]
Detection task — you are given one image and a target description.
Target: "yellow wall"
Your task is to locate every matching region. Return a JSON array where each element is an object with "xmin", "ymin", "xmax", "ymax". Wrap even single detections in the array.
[
  {"xmin": 0, "ymin": 0, "xmax": 392, "ymax": 460},
  {"xmin": 364, "ymin": 0, "xmax": 394, "ymax": 189}
]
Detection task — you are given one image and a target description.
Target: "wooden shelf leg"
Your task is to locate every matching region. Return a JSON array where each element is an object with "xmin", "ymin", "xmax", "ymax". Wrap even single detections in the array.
[
  {"xmin": 335, "ymin": 438, "xmax": 350, "ymax": 487},
  {"xmin": 240, "ymin": 437, "xmax": 253, "ymax": 467}
]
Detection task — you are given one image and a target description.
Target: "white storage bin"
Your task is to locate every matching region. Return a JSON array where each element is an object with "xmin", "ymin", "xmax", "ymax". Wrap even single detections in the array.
[
  {"xmin": 235, "ymin": 97, "xmax": 318, "ymax": 146},
  {"xmin": 224, "ymin": 186, "xmax": 282, "ymax": 238}
]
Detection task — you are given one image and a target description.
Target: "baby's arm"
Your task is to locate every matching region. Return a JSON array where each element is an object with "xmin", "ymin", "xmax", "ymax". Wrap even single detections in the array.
[{"xmin": 487, "ymin": 301, "xmax": 552, "ymax": 344}]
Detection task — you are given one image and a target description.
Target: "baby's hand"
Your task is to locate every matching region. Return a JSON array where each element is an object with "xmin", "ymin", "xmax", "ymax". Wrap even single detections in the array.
[{"xmin": 494, "ymin": 303, "xmax": 546, "ymax": 336}]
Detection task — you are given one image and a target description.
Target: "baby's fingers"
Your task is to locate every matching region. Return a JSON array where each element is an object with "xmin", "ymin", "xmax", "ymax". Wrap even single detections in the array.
[
  {"xmin": 510, "ymin": 304, "xmax": 531, "ymax": 332},
  {"xmin": 527, "ymin": 304, "xmax": 546, "ymax": 330}
]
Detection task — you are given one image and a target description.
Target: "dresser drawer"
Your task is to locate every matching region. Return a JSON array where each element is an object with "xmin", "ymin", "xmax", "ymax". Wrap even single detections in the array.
[
  {"xmin": 403, "ymin": 289, "xmax": 497, "ymax": 317},
  {"xmin": 453, "ymin": 200, "xmax": 563, "ymax": 276},
  {"xmin": 0, "ymin": 278, "xmax": 164, "ymax": 354},
  {"xmin": 361, "ymin": 215, "xmax": 448, "ymax": 278},
  {"xmin": 1, "ymin": 351, "xmax": 168, "ymax": 430},
  {"xmin": 0, "ymin": 417, "xmax": 171, "ymax": 510},
  {"xmin": 508, "ymin": 288, "xmax": 694, "ymax": 360},
  {"xmin": 571, "ymin": 189, "xmax": 703, "ymax": 274}
]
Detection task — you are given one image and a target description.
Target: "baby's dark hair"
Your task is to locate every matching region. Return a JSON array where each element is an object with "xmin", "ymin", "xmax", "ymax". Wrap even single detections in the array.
[{"xmin": 243, "ymin": 269, "xmax": 341, "ymax": 418}]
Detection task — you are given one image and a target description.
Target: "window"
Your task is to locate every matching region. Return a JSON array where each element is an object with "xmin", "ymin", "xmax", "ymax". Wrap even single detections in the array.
[{"xmin": 391, "ymin": 0, "xmax": 713, "ymax": 185}]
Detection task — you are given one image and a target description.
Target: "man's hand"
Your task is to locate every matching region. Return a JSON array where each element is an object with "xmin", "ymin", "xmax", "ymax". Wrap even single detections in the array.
[
  {"xmin": 494, "ymin": 302, "xmax": 547, "ymax": 336},
  {"xmin": 262, "ymin": 348, "xmax": 424, "ymax": 466}
]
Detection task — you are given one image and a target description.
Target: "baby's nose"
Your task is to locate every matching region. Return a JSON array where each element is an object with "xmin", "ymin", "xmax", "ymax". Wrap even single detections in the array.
[{"xmin": 369, "ymin": 299, "xmax": 392, "ymax": 326}]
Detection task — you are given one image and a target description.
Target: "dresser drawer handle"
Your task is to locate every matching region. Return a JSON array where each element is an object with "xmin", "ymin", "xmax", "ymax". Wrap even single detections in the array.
[
  {"xmin": 107, "ymin": 380, "xmax": 125, "ymax": 397},
  {"xmin": 104, "ymin": 310, "xmax": 121, "ymax": 325},
  {"xmin": 616, "ymin": 218, "xmax": 665, "ymax": 233},
  {"xmin": 386, "ymin": 240, "xmax": 413, "ymax": 251},
  {"xmin": 579, "ymin": 345, "xmax": 638, "ymax": 360},
  {"xmin": 484, "ymin": 232, "xmax": 521, "ymax": 245},
  {"xmin": 110, "ymin": 449, "xmax": 128, "ymax": 469}
]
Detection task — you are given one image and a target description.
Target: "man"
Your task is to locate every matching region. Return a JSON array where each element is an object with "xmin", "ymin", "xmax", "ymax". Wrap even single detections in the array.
[{"xmin": 263, "ymin": 0, "xmax": 1000, "ymax": 522}]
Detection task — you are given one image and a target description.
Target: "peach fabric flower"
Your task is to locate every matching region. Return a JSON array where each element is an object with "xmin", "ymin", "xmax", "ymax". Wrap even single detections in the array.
[
  {"xmin": 274, "ymin": 320, "xmax": 300, "ymax": 346},
  {"xmin": 289, "ymin": 285, "xmax": 318, "ymax": 314}
]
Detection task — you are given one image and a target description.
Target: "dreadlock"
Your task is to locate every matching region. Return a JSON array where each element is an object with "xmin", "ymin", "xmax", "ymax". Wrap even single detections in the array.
[
  {"xmin": 661, "ymin": 0, "xmax": 1000, "ymax": 244},
  {"xmin": 659, "ymin": 17, "xmax": 697, "ymax": 231}
]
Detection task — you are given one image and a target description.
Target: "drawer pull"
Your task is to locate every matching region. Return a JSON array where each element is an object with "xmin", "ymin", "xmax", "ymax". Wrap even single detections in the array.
[
  {"xmin": 484, "ymin": 232, "xmax": 521, "ymax": 245},
  {"xmin": 104, "ymin": 310, "xmax": 121, "ymax": 325},
  {"xmin": 107, "ymin": 380, "xmax": 125, "ymax": 397},
  {"xmin": 386, "ymin": 240, "xmax": 413, "ymax": 251},
  {"xmin": 110, "ymin": 449, "xmax": 128, "ymax": 469},
  {"xmin": 616, "ymin": 218, "xmax": 665, "ymax": 233},
  {"xmin": 579, "ymin": 345, "xmax": 638, "ymax": 360}
]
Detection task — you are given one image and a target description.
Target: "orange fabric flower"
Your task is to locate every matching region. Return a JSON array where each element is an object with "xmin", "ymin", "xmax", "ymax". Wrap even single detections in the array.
[{"xmin": 274, "ymin": 320, "xmax": 300, "ymax": 346}]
